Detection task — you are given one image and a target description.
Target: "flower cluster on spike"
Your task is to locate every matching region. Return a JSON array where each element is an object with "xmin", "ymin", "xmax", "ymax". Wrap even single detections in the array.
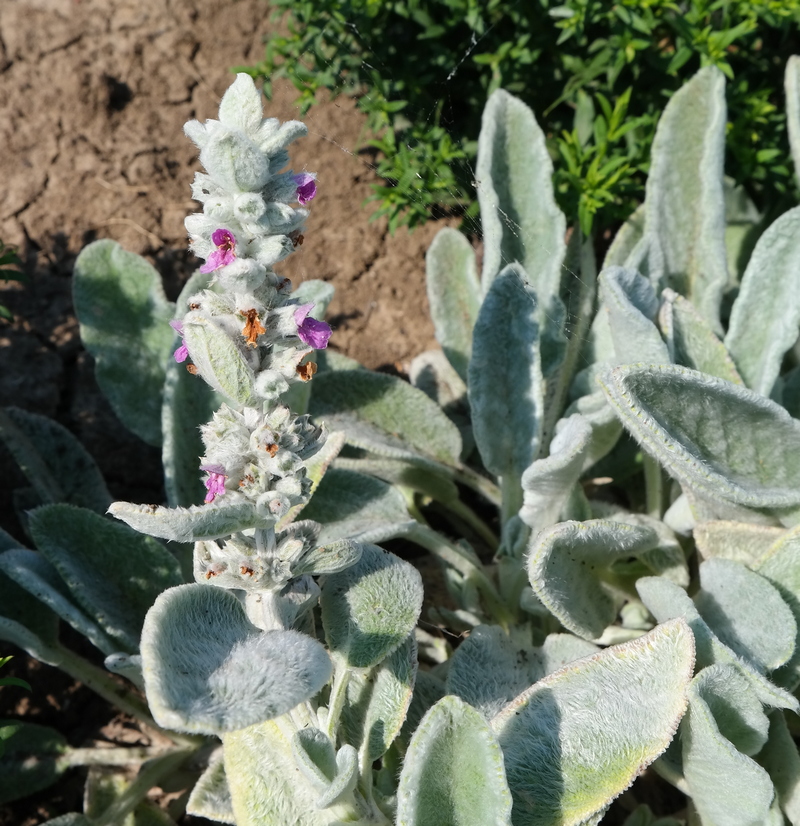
[{"xmin": 143, "ymin": 74, "xmax": 343, "ymax": 629}]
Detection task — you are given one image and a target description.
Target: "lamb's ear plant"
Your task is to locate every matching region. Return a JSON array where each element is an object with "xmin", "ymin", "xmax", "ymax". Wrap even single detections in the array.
[{"xmin": 3, "ymin": 59, "xmax": 800, "ymax": 826}]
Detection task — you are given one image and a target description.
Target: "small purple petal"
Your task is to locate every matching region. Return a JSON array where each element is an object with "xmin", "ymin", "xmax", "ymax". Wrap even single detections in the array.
[
  {"xmin": 211, "ymin": 228, "xmax": 236, "ymax": 247},
  {"xmin": 297, "ymin": 317, "xmax": 332, "ymax": 350},
  {"xmin": 293, "ymin": 172, "xmax": 317, "ymax": 206},
  {"xmin": 293, "ymin": 303, "xmax": 314, "ymax": 325},
  {"xmin": 170, "ymin": 320, "xmax": 188, "ymax": 362},
  {"xmin": 201, "ymin": 464, "xmax": 228, "ymax": 504},
  {"xmin": 200, "ymin": 229, "xmax": 237, "ymax": 273}
]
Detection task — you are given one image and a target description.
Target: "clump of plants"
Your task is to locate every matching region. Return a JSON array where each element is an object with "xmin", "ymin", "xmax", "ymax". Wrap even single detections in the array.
[
  {"xmin": 247, "ymin": 0, "xmax": 800, "ymax": 232},
  {"xmin": 3, "ymin": 55, "xmax": 800, "ymax": 825}
]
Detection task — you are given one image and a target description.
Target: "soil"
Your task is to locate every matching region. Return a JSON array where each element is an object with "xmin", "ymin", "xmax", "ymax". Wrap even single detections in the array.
[{"xmin": 0, "ymin": 0, "xmax": 454, "ymax": 823}]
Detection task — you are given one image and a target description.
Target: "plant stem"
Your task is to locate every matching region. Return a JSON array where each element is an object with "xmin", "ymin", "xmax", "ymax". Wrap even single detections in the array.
[
  {"xmin": 500, "ymin": 474, "xmax": 524, "ymax": 528},
  {"xmin": 453, "ymin": 464, "xmax": 502, "ymax": 508},
  {"xmin": 92, "ymin": 747, "xmax": 195, "ymax": 826},
  {"xmin": 325, "ymin": 660, "xmax": 351, "ymax": 741},
  {"xmin": 58, "ymin": 745, "xmax": 176, "ymax": 768},
  {"xmin": 644, "ymin": 453, "xmax": 664, "ymax": 519},
  {"xmin": 438, "ymin": 497, "xmax": 499, "ymax": 552}
]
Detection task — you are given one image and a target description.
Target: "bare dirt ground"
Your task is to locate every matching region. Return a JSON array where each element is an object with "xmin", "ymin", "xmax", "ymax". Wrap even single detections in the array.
[{"xmin": 0, "ymin": 0, "xmax": 452, "ymax": 822}]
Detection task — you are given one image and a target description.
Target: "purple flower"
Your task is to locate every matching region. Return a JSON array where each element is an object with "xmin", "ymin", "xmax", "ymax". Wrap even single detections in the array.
[
  {"xmin": 293, "ymin": 303, "xmax": 331, "ymax": 350},
  {"xmin": 293, "ymin": 172, "xmax": 317, "ymax": 206},
  {"xmin": 200, "ymin": 228, "xmax": 237, "ymax": 274},
  {"xmin": 169, "ymin": 320, "xmax": 189, "ymax": 363},
  {"xmin": 201, "ymin": 463, "xmax": 227, "ymax": 503}
]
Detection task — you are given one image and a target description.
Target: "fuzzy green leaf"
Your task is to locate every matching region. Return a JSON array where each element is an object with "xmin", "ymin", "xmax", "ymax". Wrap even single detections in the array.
[
  {"xmin": 640, "ymin": 66, "xmax": 728, "ymax": 329},
  {"xmin": 186, "ymin": 751, "xmax": 235, "ymax": 825},
  {"xmin": 0, "ymin": 408, "xmax": 111, "ymax": 513},
  {"xmin": 397, "ymin": 695, "xmax": 512, "ymax": 826},
  {"xmin": 468, "ymin": 264, "xmax": 543, "ymax": 479},
  {"xmin": 73, "ymin": 239, "xmax": 174, "ymax": 446},
  {"xmin": 141, "ymin": 584, "xmax": 331, "ymax": 734},
  {"xmin": 426, "ymin": 227, "xmax": 481, "ymax": 382},
  {"xmin": 757, "ymin": 710, "xmax": 800, "ymax": 825},
  {"xmin": 599, "ymin": 267, "xmax": 669, "ymax": 365},
  {"xmin": 476, "ymin": 89, "xmax": 566, "ymax": 310},
  {"xmin": 29, "ymin": 504, "xmax": 183, "ymax": 652},
  {"xmin": 109, "ymin": 499, "xmax": 272, "ymax": 543},
  {"xmin": 599, "ymin": 363, "xmax": 800, "ymax": 509},
  {"xmin": 0, "ymin": 721, "xmax": 68, "ymax": 805},
  {"xmin": 660, "ymin": 289, "xmax": 742, "ymax": 384},
  {"xmin": 0, "ymin": 549, "xmax": 117, "ymax": 655},
  {"xmin": 694, "ymin": 558, "xmax": 795, "ymax": 673},
  {"xmin": 694, "ymin": 521, "xmax": 784, "ymax": 566},
  {"xmin": 682, "ymin": 666, "xmax": 776, "ymax": 826},
  {"xmin": 492, "ymin": 619, "xmax": 694, "ymax": 826},
  {"xmin": 786, "ymin": 55, "xmax": 800, "ymax": 186},
  {"xmin": 725, "ymin": 206, "xmax": 800, "ymax": 396},
  {"xmin": 183, "ymin": 314, "xmax": 257, "ymax": 407},
  {"xmin": 528, "ymin": 519, "xmax": 661, "ymax": 640},
  {"xmin": 321, "ymin": 544, "xmax": 423, "ymax": 669},
  {"xmin": 341, "ymin": 634, "xmax": 417, "ymax": 762},
  {"xmin": 309, "ymin": 370, "xmax": 462, "ymax": 470},
  {"xmin": 637, "ymin": 576, "xmax": 798, "ymax": 711},
  {"xmin": 520, "ymin": 414, "xmax": 592, "ymax": 535}
]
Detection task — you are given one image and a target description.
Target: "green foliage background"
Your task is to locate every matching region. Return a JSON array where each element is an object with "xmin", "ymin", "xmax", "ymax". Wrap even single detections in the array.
[{"xmin": 245, "ymin": 0, "xmax": 800, "ymax": 233}]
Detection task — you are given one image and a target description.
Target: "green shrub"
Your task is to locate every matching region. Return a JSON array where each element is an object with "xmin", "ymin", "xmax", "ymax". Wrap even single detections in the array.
[{"xmin": 244, "ymin": 0, "xmax": 800, "ymax": 232}]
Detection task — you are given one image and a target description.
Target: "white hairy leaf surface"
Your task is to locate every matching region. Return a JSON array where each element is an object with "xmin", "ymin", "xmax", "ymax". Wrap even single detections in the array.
[
  {"xmin": 0, "ymin": 549, "xmax": 117, "ymax": 656},
  {"xmin": 694, "ymin": 520, "xmax": 784, "ymax": 566},
  {"xmin": 640, "ymin": 66, "xmax": 728, "ymax": 330},
  {"xmin": 690, "ymin": 663, "xmax": 770, "ymax": 756},
  {"xmin": 426, "ymin": 227, "xmax": 481, "ymax": 382},
  {"xmin": 527, "ymin": 519, "xmax": 660, "ymax": 640},
  {"xmin": 637, "ymin": 576, "xmax": 798, "ymax": 712},
  {"xmin": 602, "ymin": 203, "xmax": 645, "ymax": 269},
  {"xmin": 725, "ymin": 206, "xmax": 800, "ymax": 396},
  {"xmin": 682, "ymin": 667, "xmax": 776, "ymax": 826},
  {"xmin": 183, "ymin": 314, "xmax": 257, "ymax": 407},
  {"xmin": 186, "ymin": 751, "xmax": 235, "ymax": 825},
  {"xmin": 694, "ymin": 559, "xmax": 796, "ymax": 673},
  {"xmin": 492, "ymin": 619, "xmax": 694, "ymax": 826},
  {"xmin": 599, "ymin": 266, "xmax": 670, "ymax": 365},
  {"xmin": 217, "ymin": 73, "xmax": 264, "ymax": 135},
  {"xmin": 786, "ymin": 56, "xmax": 800, "ymax": 186},
  {"xmin": 0, "ymin": 407, "xmax": 111, "ymax": 513},
  {"xmin": 73, "ymin": 239, "xmax": 175, "ymax": 447},
  {"xmin": 223, "ymin": 721, "xmax": 330, "ymax": 826},
  {"xmin": 755, "ymin": 524, "xmax": 800, "ymax": 690},
  {"xmin": 110, "ymin": 499, "xmax": 272, "ymax": 543},
  {"xmin": 199, "ymin": 129, "xmax": 270, "ymax": 192},
  {"xmin": 300, "ymin": 468, "xmax": 415, "ymax": 546},
  {"xmin": 476, "ymin": 88, "xmax": 566, "ymax": 306},
  {"xmin": 446, "ymin": 625, "xmax": 546, "ymax": 721},
  {"xmin": 28, "ymin": 504, "xmax": 182, "ymax": 652},
  {"xmin": 468, "ymin": 264, "xmax": 543, "ymax": 479},
  {"xmin": 757, "ymin": 711, "xmax": 800, "ymax": 825},
  {"xmin": 659, "ymin": 288, "xmax": 742, "ymax": 384},
  {"xmin": 140, "ymin": 584, "xmax": 331, "ymax": 734},
  {"xmin": 340, "ymin": 634, "xmax": 417, "ymax": 762},
  {"xmin": 321, "ymin": 544, "xmax": 423, "ymax": 669},
  {"xmin": 599, "ymin": 363, "xmax": 800, "ymax": 509},
  {"xmin": 309, "ymin": 370, "xmax": 462, "ymax": 470},
  {"xmin": 520, "ymin": 414, "xmax": 593, "ymax": 535},
  {"xmin": 397, "ymin": 694, "xmax": 513, "ymax": 826}
]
